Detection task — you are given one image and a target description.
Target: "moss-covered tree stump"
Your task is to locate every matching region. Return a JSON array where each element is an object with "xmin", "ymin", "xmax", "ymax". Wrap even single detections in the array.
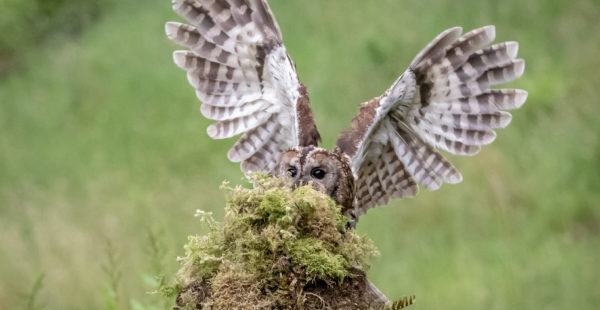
[{"xmin": 168, "ymin": 174, "xmax": 395, "ymax": 309}]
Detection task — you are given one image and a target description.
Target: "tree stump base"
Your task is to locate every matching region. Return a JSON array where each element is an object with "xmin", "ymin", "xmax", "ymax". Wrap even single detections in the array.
[{"xmin": 174, "ymin": 269, "xmax": 390, "ymax": 309}]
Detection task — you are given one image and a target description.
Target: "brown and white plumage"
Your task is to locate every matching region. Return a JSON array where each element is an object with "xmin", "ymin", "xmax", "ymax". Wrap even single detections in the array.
[
  {"xmin": 166, "ymin": 1, "xmax": 527, "ymax": 219},
  {"xmin": 166, "ymin": 0, "xmax": 320, "ymax": 173},
  {"xmin": 336, "ymin": 26, "xmax": 526, "ymax": 216}
]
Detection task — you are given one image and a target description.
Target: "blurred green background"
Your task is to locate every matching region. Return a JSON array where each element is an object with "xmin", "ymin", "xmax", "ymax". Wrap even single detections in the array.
[{"xmin": 1, "ymin": 0, "xmax": 599, "ymax": 309}]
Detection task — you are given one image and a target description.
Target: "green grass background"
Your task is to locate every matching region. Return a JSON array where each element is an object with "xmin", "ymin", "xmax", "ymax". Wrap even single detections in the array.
[{"xmin": 1, "ymin": 0, "xmax": 599, "ymax": 309}]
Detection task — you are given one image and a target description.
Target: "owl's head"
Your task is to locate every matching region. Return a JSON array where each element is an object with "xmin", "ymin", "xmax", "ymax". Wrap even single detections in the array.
[{"xmin": 276, "ymin": 146, "xmax": 355, "ymax": 212}]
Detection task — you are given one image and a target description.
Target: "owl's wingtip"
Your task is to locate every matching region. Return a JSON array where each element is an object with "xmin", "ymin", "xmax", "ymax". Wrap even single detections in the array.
[{"xmin": 165, "ymin": 21, "xmax": 181, "ymax": 40}]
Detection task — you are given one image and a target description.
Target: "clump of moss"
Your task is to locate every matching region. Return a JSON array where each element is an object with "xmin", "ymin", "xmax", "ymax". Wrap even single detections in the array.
[{"xmin": 171, "ymin": 173, "xmax": 383, "ymax": 309}]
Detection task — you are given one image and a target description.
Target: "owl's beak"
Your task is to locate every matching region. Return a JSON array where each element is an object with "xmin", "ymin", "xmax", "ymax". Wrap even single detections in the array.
[{"xmin": 292, "ymin": 177, "xmax": 309, "ymax": 189}]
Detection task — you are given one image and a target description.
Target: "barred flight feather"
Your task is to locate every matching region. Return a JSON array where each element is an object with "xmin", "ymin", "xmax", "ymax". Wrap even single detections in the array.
[
  {"xmin": 425, "ymin": 27, "xmax": 497, "ymax": 84},
  {"xmin": 417, "ymin": 120, "xmax": 497, "ymax": 146},
  {"xmin": 426, "ymin": 89, "xmax": 524, "ymax": 114},
  {"xmin": 166, "ymin": 22, "xmax": 240, "ymax": 67},
  {"xmin": 240, "ymin": 128, "xmax": 288, "ymax": 173},
  {"xmin": 207, "ymin": 108, "xmax": 271, "ymax": 139},
  {"xmin": 442, "ymin": 26, "xmax": 497, "ymax": 68},
  {"xmin": 194, "ymin": 90, "xmax": 262, "ymax": 107},
  {"xmin": 174, "ymin": 51, "xmax": 260, "ymax": 83},
  {"xmin": 411, "ymin": 27, "xmax": 463, "ymax": 70},
  {"xmin": 227, "ymin": 118, "xmax": 279, "ymax": 162},
  {"xmin": 200, "ymin": 99, "xmax": 269, "ymax": 121},
  {"xmin": 421, "ymin": 111, "xmax": 513, "ymax": 130},
  {"xmin": 489, "ymin": 89, "xmax": 528, "ymax": 110}
]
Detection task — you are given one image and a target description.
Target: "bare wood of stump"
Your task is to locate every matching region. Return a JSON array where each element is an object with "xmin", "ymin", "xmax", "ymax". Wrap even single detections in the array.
[{"xmin": 365, "ymin": 280, "xmax": 391, "ymax": 308}]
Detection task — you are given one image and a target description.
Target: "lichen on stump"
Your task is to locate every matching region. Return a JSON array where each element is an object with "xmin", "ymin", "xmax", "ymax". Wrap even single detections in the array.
[{"xmin": 170, "ymin": 173, "xmax": 388, "ymax": 309}]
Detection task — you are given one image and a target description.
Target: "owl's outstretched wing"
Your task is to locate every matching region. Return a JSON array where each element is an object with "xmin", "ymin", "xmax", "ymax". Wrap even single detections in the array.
[
  {"xmin": 336, "ymin": 26, "xmax": 527, "ymax": 216},
  {"xmin": 166, "ymin": 0, "xmax": 321, "ymax": 173}
]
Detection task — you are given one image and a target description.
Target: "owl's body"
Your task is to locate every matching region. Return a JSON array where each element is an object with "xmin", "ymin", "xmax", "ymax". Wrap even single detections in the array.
[{"xmin": 166, "ymin": 0, "xmax": 527, "ymax": 220}]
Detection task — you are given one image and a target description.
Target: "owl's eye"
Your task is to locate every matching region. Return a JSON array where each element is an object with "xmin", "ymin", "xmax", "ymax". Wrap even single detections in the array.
[
  {"xmin": 288, "ymin": 167, "xmax": 297, "ymax": 177},
  {"xmin": 311, "ymin": 168, "xmax": 326, "ymax": 179}
]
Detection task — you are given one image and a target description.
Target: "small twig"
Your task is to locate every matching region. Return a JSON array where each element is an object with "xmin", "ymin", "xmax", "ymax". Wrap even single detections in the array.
[{"xmin": 304, "ymin": 292, "xmax": 330, "ymax": 309}]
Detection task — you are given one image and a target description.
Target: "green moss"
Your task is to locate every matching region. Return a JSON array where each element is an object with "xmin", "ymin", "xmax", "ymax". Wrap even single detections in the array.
[
  {"xmin": 288, "ymin": 238, "xmax": 349, "ymax": 281},
  {"xmin": 170, "ymin": 173, "xmax": 380, "ymax": 309}
]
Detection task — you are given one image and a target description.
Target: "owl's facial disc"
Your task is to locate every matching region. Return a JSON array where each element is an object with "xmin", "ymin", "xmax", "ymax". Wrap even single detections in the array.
[
  {"xmin": 276, "ymin": 147, "xmax": 338, "ymax": 195},
  {"xmin": 276, "ymin": 146, "xmax": 354, "ymax": 213}
]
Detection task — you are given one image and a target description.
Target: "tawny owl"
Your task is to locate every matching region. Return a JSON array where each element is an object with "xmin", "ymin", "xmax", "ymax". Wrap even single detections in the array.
[{"xmin": 165, "ymin": 0, "xmax": 526, "ymax": 220}]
